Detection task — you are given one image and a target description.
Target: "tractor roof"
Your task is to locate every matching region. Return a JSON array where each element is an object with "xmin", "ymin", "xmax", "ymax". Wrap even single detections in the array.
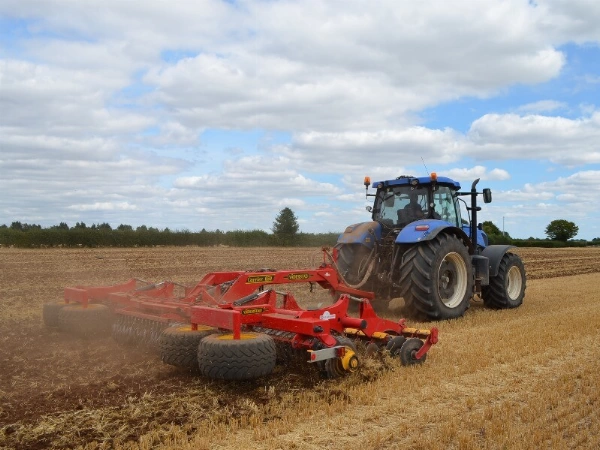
[{"xmin": 371, "ymin": 175, "xmax": 461, "ymax": 190}]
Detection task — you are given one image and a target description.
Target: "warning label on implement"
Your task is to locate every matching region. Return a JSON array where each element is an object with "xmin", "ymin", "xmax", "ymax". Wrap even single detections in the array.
[
  {"xmin": 285, "ymin": 273, "xmax": 310, "ymax": 281},
  {"xmin": 241, "ymin": 308, "xmax": 264, "ymax": 315},
  {"xmin": 246, "ymin": 275, "xmax": 275, "ymax": 284}
]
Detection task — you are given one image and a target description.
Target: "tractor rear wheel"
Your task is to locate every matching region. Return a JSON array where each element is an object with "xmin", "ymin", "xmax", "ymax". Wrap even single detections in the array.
[
  {"xmin": 482, "ymin": 253, "xmax": 526, "ymax": 309},
  {"xmin": 197, "ymin": 332, "xmax": 276, "ymax": 380},
  {"xmin": 399, "ymin": 233, "xmax": 473, "ymax": 320},
  {"xmin": 58, "ymin": 304, "xmax": 112, "ymax": 338},
  {"xmin": 160, "ymin": 324, "xmax": 217, "ymax": 370},
  {"xmin": 335, "ymin": 243, "xmax": 375, "ymax": 289}
]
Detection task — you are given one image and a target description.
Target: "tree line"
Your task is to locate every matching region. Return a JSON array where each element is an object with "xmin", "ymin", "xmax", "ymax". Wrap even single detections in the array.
[
  {"xmin": 0, "ymin": 209, "xmax": 339, "ymax": 248},
  {"xmin": 0, "ymin": 223, "xmax": 340, "ymax": 248},
  {"xmin": 483, "ymin": 219, "xmax": 598, "ymax": 248},
  {"xmin": 1, "ymin": 210, "xmax": 597, "ymax": 249}
]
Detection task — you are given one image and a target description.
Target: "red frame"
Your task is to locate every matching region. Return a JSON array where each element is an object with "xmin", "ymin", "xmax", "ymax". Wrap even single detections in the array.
[{"xmin": 62, "ymin": 256, "xmax": 437, "ymax": 359}]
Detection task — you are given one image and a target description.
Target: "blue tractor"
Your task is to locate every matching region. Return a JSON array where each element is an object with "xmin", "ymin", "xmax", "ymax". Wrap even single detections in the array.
[{"xmin": 334, "ymin": 173, "xmax": 526, "ymax": 320}]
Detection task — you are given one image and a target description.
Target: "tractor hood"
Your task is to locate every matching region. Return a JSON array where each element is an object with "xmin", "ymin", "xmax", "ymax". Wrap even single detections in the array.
[{"xmin": 336, "ymin": 221, "xmax": 382, "ymax": 248}]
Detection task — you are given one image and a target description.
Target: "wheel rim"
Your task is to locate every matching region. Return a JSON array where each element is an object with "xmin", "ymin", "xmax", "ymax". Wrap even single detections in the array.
[
  {"xmin": 216, "ymin": 333, "xmax": 258, "ymax": 341},
  {"xmin": 506, "ymin": 265, "xmax": 523, "ymax": 300},
  {"xmin": 437, "ymin": 252, "xmax": 468, "ymax": 308},
  {"xmin": 172, "ymin": 325, "xmax": 214, "ymax": 333}
]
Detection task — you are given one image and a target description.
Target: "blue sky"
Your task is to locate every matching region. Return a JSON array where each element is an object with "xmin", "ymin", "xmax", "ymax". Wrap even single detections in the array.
[{"xmin": 1, "ymin": 0, "xmax": 600, "ymax": 239}]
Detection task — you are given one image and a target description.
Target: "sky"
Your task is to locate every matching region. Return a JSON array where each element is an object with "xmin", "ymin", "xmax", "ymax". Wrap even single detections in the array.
[{"xmin": 1, "ymin": 0, "xmax": 600, "ymax": 240}]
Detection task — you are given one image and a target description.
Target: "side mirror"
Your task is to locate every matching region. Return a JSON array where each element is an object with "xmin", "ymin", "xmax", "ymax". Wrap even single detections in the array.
[
  {"xmin": 366, "ymin": 206, "xmax": 373, "ymax": 213},
  {"xmin": 483, "ymin": 188, "xmax": 492, "ymax": 204}
]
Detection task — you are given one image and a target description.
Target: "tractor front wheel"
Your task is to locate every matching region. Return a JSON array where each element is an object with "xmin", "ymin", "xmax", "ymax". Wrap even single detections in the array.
[
  {"xmin": 482, "ymin": 253, "xmax": 526, "ymax": 309},
  {"xmin": 399, "ymin": 233, "xmax": 473, "ymax": 320},
  {"xmin": 197, "ymin": 332, "xmax": 276, "ymax": 380}
]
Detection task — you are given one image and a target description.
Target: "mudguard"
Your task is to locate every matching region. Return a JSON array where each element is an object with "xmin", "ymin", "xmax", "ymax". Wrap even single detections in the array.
[
  {"xmin": 395, "ymin": 219, "xmax": 474, "ymax": 252},
  {"xmin": 336, "ymin": 221, "xmax": 382, "ymax": 248},
  {"xmin": 481, "ymin": 245, "xmax": 515, "ymax": 277}
]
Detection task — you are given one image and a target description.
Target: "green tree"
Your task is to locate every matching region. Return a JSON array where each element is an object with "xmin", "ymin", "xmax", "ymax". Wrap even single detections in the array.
[
  {"xmin": 482, "ymin": 220, "xmax": 511, "ymax": 244},
  {"xmin": 545, "ymin": 219, "xmax": 579, "ymax": 242},
  {"xmin": 22, "ymin": 223, "xmax": 41, "ymax": 231},
  {"xmin": 272, "ymin": 207, "xmax": 300, "ymax": 246},
  {"xmin": 482, "ymin": 221, "xmax": 501, "ymax": 236}
]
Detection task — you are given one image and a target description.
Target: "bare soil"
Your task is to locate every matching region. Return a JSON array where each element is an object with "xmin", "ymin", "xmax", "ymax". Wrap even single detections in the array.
[{"xmin": 1, "ymin": 246, "xmax": 599, "ymax": 449}]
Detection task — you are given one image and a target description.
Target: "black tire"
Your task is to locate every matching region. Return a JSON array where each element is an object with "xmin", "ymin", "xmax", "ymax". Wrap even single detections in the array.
[
  {"xmin": 160, "ymin": 324, "xmax": 217, "ymax": 369},
  {"xmin": 482, "ymin": 253, "xmax": 526, "ymax": 309},
  {"xmin": 398, "ymin": 338, "xmax": 426, "ymax": 366},
  {"xmin": 112, "ymin": 314, "xmax": 134, "ymax": 345},
  {"xmin": 399, "ymin": 233, "xmax": 473, "ymax": 320},
  {"xmin": 335, "ymin": 243, "xmax": 375, "ymax": 287},
  {"xmin": 386, "ymin": 336, "xmax": 406, "ymax": 355},
  {"xmin": 58, "ymin": 304, "xmax": 112, "ymax": 338},
  {"xmin": 197, "ymin": 332, "xmax": 276, "ymax": 380},
  {"xmin": 42, "ymin": 302, "xmax": 67, "ymax": 328},
  {"xmin": 275, "ymin": 339, "xmax": 305, "ymax": 365},
  {"xmin": 131, "ymin": 318, "xmax": 166, "ymax": 351}
]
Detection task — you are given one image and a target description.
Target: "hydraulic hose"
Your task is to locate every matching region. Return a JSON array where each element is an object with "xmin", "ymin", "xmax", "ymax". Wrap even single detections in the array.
[{"xmin": 325, "ymin": 246, "xmax": 377, "ymax": 290}]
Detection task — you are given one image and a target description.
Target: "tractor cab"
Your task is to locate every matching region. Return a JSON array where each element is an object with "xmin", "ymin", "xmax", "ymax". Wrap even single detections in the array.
[{"xmin": 368, "ymin": 174, "xmax": 462, "ymax": 229}]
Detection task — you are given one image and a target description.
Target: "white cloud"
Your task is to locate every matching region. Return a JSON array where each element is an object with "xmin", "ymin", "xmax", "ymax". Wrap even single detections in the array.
[
  {"xmin": 136, "ymin": 0, "xmax": 567, "ymax": 133},
  {"xmin": 67, "ymin": 202, "xmax": 138, "ymax": 211},
  {"xmin": 0, "ymin": 59, "xmax": 154, "ymax": 137},
  {"xmin": 465, "ymin": 113, "xmax": 600, "ymax": 165},
  {"xmin": 541, "ymin": 0, "xmax": 600, "ymax": 42},
  {"xmin": 490, "ymin": 171, "xmax": 600, "ymax": 223},
  {"xmin": 517, "ymin": 100, "xmax": 567, "ymax": 113},
  {"xmin": 1, "ymin": 0, "xmax": 600, "ymax": 238},
  {"xmin": 445, "ymin": 166, "xmax": 511, "ymax": 182}
]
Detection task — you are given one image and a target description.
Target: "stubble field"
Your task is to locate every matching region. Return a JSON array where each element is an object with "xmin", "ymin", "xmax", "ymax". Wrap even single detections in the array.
[{"xmin": 1, "ymin": 246, "xmax": 599, "ymax": 449}]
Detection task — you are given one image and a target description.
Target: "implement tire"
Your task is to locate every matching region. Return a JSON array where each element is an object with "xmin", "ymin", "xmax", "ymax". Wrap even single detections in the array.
[
  {"xmin": 43, "ymin": 302, "xmax": 67, "ymax": 328},
  {"xmin": 160, "ymin": 324, "xmax": 217, "ymax": 370},
  {"xmin": 197, "ymin": 332, "xmax": 276, "ymax": 381},
  {"xmin": 58, "ymin": 304, "xmax": 112, "ymax": 338},
  {"xmin": 400, "ymin": 233, "xmax": 473, "ymax": 320},
  {"xmin": 482, "ymin": 253, "xmax": 526, "ymax": 309},
  {"xmin": 112, "ymin": 314, "xmax": 135, "ymax": 346},
  {"xmin": 399, "ymin": 338, "xmax": 426, "ymax": 366}
]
